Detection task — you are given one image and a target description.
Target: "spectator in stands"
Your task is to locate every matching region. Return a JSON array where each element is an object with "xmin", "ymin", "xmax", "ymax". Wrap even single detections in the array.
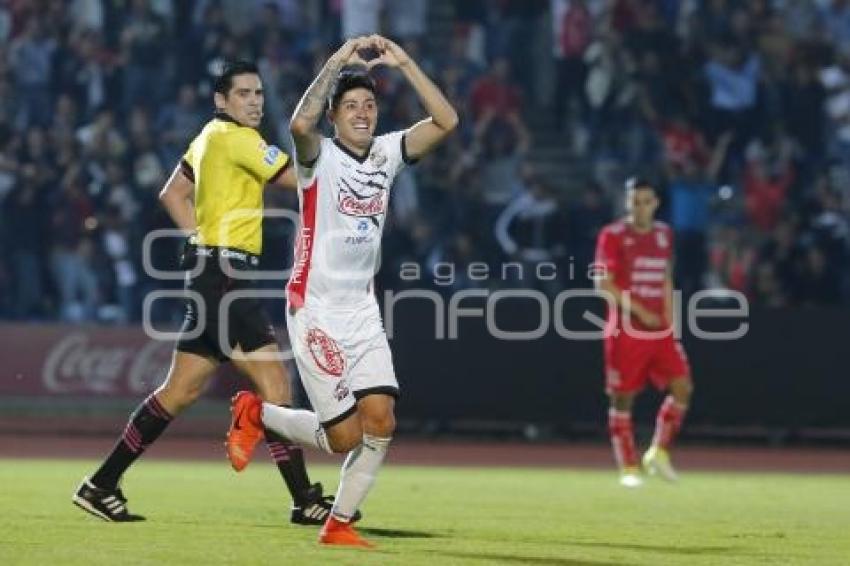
[
  {"xmin": 469, "ymin": 56, "xmax": 523, "ymax": 129},
  {"xmin": 821, "ymin": 0, "xmax": 850, "ymax": 56},
  {"xmin": 782, "ymin": 59, "xmax": 826, "ymax": 177},
  {"xmin": 495, "ymin": 174, "xmax": 565, "ymax": 293},
  {"xmin": 100, "ymin": 205, "xmax": 138, "ymax": 321},
  {"xmin": 119, "ymin": 0, "xmax": 168, "ymax": 111},
  {"xmin": 583, "ymin": 31, "xmax": 636, "ymax": 156},
  {"xmin": 69, "ymin": 0, "xmax": 105, "ymax": 33},
  {"xmin": 4, "ymin": 172, "xmax": 44, "ymax": 318},
  {"xmin": 756, "ymin": 219, "xmax": 803, "ymax": 304},
  {"xmin": 821, "ymin": 51, "xmax": 850, "ymax": 169},
  {"xmin": 703, "ymin": 41, "xmax": 761, "ymax": 151},
  {"xmin": 667, "ymin": 132, "xmax": 733, "ymax": 297},
  {"xmin": 566, "ymin": 182, "xmax": 612, "ymax": 288},
  {"xmin": 471, "ymin": 109, "xmax": 531, "ymax": 238},
  {"xmin": 552, "ymin": 0, "xmax": 593, "ymax": 131},
  {"xmin": 385, "ymin": 0, "xmax": 427, "ymax": 42},
  {"xmin": 742, "ymin": 133, "xmax": 795, "ymax": 233},
  {"xmin": 7, "ymin": 17, "xmax": 56, "ymax": 127},
  {"xmin": 0, "ymin": 3, "xmax": 10, "ymax": 44},
  {"xmin": 156, "ymin": 83, "xmax": 205, "ymax": 168},
  {"xmin": 341, "ymin": 0, "xmax": 382, "ymax": 39},
  {"xmin": 708, "ymin": 224, "xmax": 755, "ymax": 295},
  {"xmin": 782, "ymin": 0, "xmax": 822, "ymax": 42},
  {"xmin": 56, "ymin": 29, "xmax": 112, "ymax": 121},
  {"xmin": 49, "ymin": 177, "xmax": 100, "ymax": 322},
  {"xmin": 76, "ymin": 106, "xmax": 126, "ymax": 158}
]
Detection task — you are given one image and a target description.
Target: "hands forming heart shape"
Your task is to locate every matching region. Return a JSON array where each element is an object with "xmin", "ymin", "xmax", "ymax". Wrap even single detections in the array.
[{"xmin": 341, "ymin": 35, "xmax": 410, "ymax": 70}]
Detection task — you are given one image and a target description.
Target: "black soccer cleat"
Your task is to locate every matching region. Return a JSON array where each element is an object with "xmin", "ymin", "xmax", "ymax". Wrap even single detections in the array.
[
  {"xmin": 290, "ymin": 482, "xmax": 361, "ymax": 525},
  {"xmin": 72, "ymin": 477, "xmax": 146, "ymax": 522}
]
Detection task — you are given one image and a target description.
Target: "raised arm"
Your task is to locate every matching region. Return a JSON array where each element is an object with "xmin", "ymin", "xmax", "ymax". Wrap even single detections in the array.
[
  {"xmin": 368, "ymin": 36, "xmax": 459, "ymax": 160},
  {"xmin": 289, "ymin": 38, "xmax": 366, "ymax": 164}
]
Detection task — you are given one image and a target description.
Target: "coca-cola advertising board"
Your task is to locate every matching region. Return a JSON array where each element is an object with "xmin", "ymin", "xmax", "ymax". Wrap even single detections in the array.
[{"xmin": 0, "ymin": 324, "xmax": 174, "ymax": 397}]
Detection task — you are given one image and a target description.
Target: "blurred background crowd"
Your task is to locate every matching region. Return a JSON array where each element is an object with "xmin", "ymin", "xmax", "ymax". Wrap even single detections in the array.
[{"xmin": 1, "ymin": 0, "xmax": 849, "ymax": 325}]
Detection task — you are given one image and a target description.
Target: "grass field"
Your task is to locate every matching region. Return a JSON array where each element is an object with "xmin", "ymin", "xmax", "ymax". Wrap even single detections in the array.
[{"xmin": 1, "ymin": 459, "xmax": 848, "ymax": 565}]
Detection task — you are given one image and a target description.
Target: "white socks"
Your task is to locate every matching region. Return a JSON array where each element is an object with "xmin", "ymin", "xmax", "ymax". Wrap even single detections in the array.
[
  {"xmin": 260, "ymin": 403, "xmax": 332, "ymax": 454},
  {"xmin": 261, "ymin": 403, "xmax": 392, "ymax": 521},
  {"xmin": 332, "ymin": 434, "xmax": 391, "ymax": 521}
]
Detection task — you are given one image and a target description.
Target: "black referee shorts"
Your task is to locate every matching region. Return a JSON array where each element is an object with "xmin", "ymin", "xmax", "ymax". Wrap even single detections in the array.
[{"xmin": 175, "ymin": 245, "xmax": 277, "ymax": 362}]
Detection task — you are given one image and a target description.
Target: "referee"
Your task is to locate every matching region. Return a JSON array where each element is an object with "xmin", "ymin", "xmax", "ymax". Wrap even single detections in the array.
[{"xmin": 73, "ymin": 62, "xmax": 344, "ymax": 525}]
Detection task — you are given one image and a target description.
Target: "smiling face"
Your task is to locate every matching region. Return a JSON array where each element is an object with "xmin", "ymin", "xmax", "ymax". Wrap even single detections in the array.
[
  {"xmin": 214, "ymin": 72, "xmax": 264, "ymax": 128},
  {"xmin": 329, "ymin": 87, "xmax": 378, "ymax": 152}
]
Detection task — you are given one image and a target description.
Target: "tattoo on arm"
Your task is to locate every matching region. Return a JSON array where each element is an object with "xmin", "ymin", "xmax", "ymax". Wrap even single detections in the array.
[{"xmin": 292, "ymin": 57, "xmax": 346, "ymax": 127}]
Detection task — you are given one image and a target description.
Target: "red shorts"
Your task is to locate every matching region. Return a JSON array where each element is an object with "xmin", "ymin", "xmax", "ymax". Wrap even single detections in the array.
[{"xmin": 604, "ymin": 333, "xmax": 691, "ymax": 394}]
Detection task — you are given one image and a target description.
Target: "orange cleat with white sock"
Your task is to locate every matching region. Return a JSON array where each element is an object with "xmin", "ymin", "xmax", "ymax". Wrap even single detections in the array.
[
  {"xmin": 226, "ymin": 391, "xmax": 264, "ymax": 472},
  {"xmin": 319, "ymin": 516, "xmax": 374, "ymax": 548}
]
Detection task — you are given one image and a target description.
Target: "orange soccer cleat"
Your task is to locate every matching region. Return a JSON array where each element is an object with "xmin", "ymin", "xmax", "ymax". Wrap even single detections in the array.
[
  {"xmin": 319, "ymin": 516, "xmax": 374, "ymax": 548},
  {"xmin": 226, "ymin": 391, "xmax": 264, "ymax": 472}
]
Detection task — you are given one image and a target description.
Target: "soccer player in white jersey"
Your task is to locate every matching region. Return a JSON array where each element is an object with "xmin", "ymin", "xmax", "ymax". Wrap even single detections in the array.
[{"xmin": 226, "ymin": 35, "xmax": 458, "ymax": 547}]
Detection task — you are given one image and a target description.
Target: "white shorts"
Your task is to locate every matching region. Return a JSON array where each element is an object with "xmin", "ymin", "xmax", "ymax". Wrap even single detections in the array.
[{"xmin": 286, "ymin": 301, "xmax": 399, "ymax": 426}]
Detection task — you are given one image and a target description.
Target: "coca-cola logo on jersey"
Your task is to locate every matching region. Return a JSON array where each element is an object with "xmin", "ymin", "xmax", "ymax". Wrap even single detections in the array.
[
  {"xmin": 42, "ymin": 333, "xmax": 172, "ymax": 394},
  {"xmin": 337, "ymin": 170, "xmax": 388, "ymax": 221},
  {"xmin": 338, "ymin": 193, "xmax": 385, "ymax": 217}
]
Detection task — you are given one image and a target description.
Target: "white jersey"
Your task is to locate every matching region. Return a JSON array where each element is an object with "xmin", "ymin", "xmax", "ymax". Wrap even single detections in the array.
[{"xmin": 287, "ymin": 131, "xmax": 412, "ymax": 309}]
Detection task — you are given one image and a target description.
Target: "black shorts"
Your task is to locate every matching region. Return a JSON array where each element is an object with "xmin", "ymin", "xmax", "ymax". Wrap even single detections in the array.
[{"xmin": 175, "ymin": 245, "xmax": 276, "ymax": 362}]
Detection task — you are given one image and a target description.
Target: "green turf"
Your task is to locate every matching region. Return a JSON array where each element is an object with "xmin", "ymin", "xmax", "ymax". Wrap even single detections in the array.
[{"xmin": 0, "ymin": 459, "xmax": 848, "ymax": 565}]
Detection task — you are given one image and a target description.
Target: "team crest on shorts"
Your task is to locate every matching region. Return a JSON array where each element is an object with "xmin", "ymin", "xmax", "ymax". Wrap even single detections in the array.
[{"xmin": 306, "ymin": 328, "xmax": 346, "ymax": 377}]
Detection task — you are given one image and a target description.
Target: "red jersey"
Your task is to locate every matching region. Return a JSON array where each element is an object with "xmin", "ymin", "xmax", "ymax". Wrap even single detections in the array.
[{"xmin": 594, "ymin": 220, "xmax": 673, "ymax": 328}]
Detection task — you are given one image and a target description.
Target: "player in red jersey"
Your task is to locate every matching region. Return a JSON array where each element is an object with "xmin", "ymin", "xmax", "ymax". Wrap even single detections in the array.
[{"xmin": 593, "ymin": 178, "xmax": 693, "ymax": 487}]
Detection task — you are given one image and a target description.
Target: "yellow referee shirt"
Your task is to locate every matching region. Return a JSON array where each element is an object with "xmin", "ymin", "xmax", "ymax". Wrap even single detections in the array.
[{"xmin": 180, "ymin": 114, "xmax": 290, "ymax": 255}]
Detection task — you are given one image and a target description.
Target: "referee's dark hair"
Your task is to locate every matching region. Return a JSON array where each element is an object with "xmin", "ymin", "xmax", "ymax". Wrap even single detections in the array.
[
  {"xmin": 624, "ymin": 177, "xmax": 656, "ymax": 193},
  {"xmin": 214, "ymin": 61, "xmax": 260, "ymax": 96},
  {"xmin": 330, "ymin": 67, "xmax": 377, "ymax": 110}
]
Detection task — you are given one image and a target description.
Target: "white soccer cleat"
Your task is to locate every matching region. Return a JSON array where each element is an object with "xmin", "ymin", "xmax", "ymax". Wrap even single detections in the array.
[
  {"xmin": 643, "ymin": 446, "xmax": 679, "ymax": 482},
  {"xmin": 619, "ymin": 468, "xmax": 644, "ymax": 488}
]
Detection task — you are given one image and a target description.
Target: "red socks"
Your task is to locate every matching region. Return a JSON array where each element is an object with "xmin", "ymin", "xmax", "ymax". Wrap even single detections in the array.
[
  {"xmin": 652, "ymin": 395, "xmax": 687, "ymax": 449},
  {"xmin": 608, "ymin": 409, "xmax": 638, "ymax": 470}
]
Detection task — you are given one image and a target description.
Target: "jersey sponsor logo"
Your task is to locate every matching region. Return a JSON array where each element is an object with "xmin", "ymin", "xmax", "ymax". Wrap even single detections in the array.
[
  {"xmin": 306, "ymin": 327, "xmax": 346, "ymax": 377},
  {"xmin": 344, "ymin": 235, "xmax": 374, "ymax": 245},
  {"xmin": 338, "ymin": 193, "xmax": 386, "ymax": 217},
  {"xmin": 346, "ymin": 220, "xmax": 375, "ymax": 244},
  {"xmin": 219, "ymin": 249, "xmax": 248, "ymax": 261},
  {"xmin": 337, "ymin": 175, "xmax": 387, "ymax": 222},
  {"xmin": 290, "ymin": 226, "xmax": 313, "ymax": 285}
]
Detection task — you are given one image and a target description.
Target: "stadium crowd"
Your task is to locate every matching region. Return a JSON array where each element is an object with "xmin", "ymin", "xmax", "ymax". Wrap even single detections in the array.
[{"xmin": 0, "ymin": 0, "xmax": 848, "ymax": 323}]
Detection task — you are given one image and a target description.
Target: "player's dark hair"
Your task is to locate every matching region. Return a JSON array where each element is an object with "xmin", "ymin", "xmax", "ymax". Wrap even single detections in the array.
[
  {"xmin": 330, "ymin": 68, "xmax": 377, "ymax": 110},
  {"xmin": 214, "ymin": 60, "xmax": 260, "ymax": 96},
  {"xmin": 625, "ymin": 177, "xmax": 655, "ymax": 193}
]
